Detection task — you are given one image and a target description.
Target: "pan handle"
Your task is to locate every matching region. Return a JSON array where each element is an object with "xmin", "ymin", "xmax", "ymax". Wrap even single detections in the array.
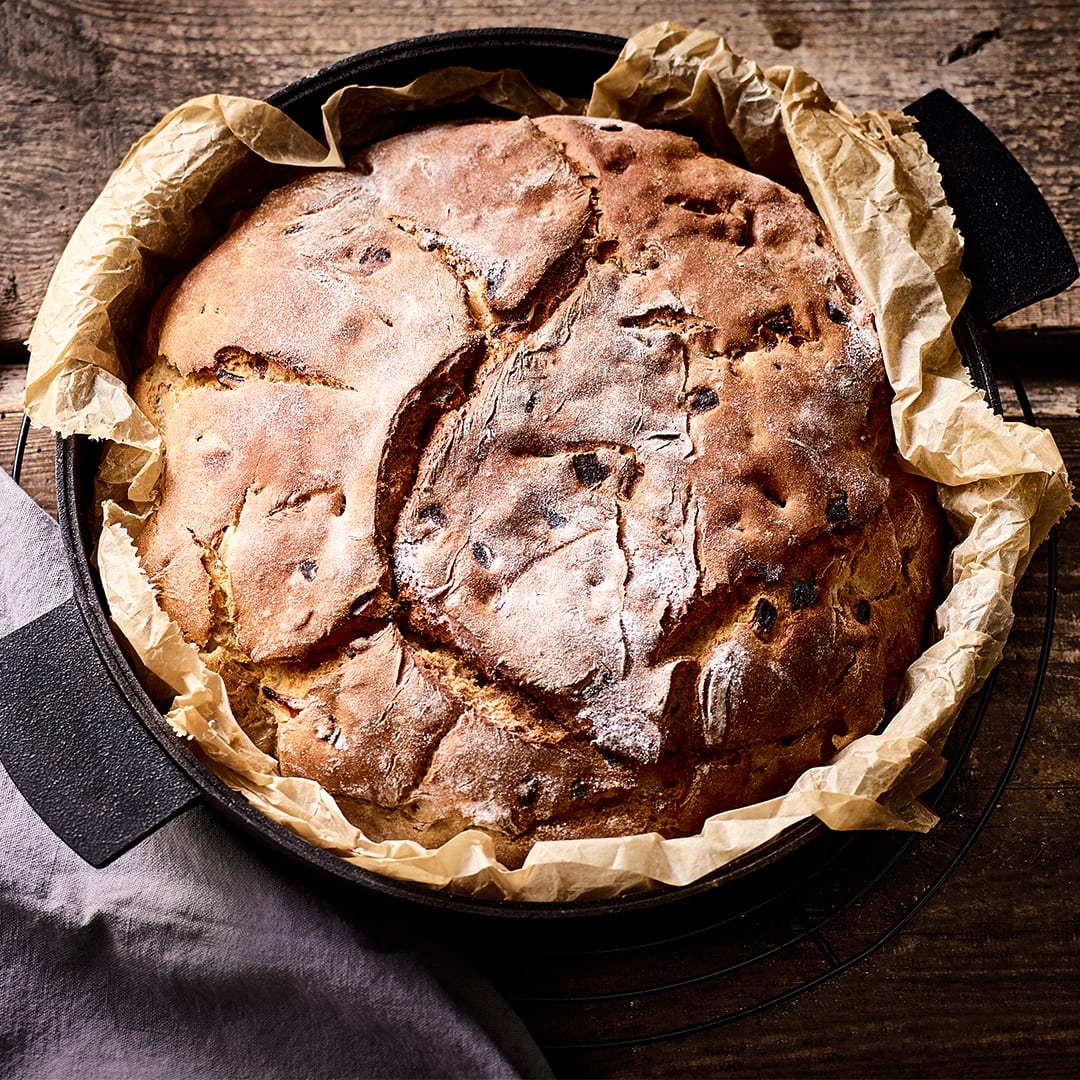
[
  {"xmin": 905, "ymin": 89, "xmax": 1078, "ymax": 328},
  {"xmin": 0, "ymin": 595, "xmax": 201, "ymax": 867},
  {"xmin": 903, "ymin": 90, "xmax": 1078, "ymax": 411}
]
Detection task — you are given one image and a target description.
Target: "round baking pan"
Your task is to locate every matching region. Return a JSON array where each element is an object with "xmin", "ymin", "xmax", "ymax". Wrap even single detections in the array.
[{"xmin": 1, "ymin": 28, "xmax": 1075, "ymax": 934}]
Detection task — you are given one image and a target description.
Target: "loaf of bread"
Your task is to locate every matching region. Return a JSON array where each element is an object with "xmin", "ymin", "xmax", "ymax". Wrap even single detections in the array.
[{"xmin": 132, "ymin": 115, "xmax": 944, "ymax": 867}]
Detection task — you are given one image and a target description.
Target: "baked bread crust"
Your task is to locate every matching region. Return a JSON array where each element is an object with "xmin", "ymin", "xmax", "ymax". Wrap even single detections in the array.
[{"xmin": 131, "ymin": 116, "xmax": 944, "ymax": 867}]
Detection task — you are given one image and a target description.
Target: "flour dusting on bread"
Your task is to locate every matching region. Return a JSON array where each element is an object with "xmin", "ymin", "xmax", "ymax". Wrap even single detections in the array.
[{"xmin": 132, "ymin": 116, "xmax": 944, "ymax": 867}]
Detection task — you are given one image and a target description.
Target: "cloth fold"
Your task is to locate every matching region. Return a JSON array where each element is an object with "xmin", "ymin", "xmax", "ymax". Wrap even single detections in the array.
[{"xmin": 0, "ymin": 462, "xmax": 551, "ymax": 1080}]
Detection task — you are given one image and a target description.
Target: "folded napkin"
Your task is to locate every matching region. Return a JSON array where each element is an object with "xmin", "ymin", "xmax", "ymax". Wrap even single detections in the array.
[{"xmin": 0, "ymin": 463, "xmax": 551, "ymax": 1080}]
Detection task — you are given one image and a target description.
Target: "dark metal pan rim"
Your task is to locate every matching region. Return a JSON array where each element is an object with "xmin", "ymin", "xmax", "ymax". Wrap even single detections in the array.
[{"xmin": 16, "ymin": 24, "xmax": 1074, "ymax": 924}]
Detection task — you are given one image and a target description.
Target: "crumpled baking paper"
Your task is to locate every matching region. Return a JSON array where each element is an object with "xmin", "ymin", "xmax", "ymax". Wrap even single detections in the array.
[{"xmin": 23, "ymin": 22, "xmax": 1072, "ymax": 901}]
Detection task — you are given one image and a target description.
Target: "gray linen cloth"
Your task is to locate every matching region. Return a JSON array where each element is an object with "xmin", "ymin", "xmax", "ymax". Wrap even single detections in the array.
[{"xmin": 0, "ymin": 463, "xmax": 550, "ymax": 1080}]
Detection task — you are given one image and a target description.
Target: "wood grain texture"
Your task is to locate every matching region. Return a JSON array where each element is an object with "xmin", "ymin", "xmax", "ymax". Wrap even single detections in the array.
[
  {"xmin": 0, "ymin": 362, "xmax": 54, "ymax": 518},
  {"xmin": 0, "ymin": 0, "xmax": 1076, "ymax": 348}
]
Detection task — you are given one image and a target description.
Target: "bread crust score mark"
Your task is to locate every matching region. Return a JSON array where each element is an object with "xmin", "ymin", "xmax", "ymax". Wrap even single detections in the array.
[{"xmin": 131, "ymin": 116, "xmax": 945, "ymax": 868}]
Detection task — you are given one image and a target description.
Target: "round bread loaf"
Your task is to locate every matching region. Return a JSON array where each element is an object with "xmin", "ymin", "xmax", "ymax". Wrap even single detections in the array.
[{"xmin": 132, "ymin": 115, "xmax": 944, "ymax": 867}]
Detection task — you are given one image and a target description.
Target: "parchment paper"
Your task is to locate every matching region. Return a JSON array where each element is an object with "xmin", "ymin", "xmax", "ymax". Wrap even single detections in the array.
[{"xmin": 23, "ymin": 22, "xmax": 1072, "ymax": 901}]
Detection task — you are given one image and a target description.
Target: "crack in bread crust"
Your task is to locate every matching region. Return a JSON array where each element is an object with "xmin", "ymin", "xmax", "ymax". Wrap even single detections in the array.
[{"xmin": 127, "ymin": 115, "xmax": 946, "ymax": 869}]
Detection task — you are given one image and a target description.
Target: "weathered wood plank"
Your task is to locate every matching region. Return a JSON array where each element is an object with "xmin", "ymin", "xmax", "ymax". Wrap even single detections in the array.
[
  {"xmin": 1, "ymin": 0, "xmax": 1076, "ymax": 347},
  {"xmin": 0, "ymin": 363, "xmax": 55, "ymax": 517}
]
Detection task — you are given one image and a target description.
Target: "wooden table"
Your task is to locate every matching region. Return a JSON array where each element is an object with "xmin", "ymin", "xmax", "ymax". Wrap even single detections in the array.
[{"xmin": 2, "ymin": 3, "xmax": 1077, "ymax": 1076}]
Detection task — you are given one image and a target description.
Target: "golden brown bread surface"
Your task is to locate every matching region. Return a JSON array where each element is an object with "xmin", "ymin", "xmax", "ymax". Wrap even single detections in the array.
[{"xmin": 132, "ymin": 116, "xmax": 945, "ymax": 867}]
